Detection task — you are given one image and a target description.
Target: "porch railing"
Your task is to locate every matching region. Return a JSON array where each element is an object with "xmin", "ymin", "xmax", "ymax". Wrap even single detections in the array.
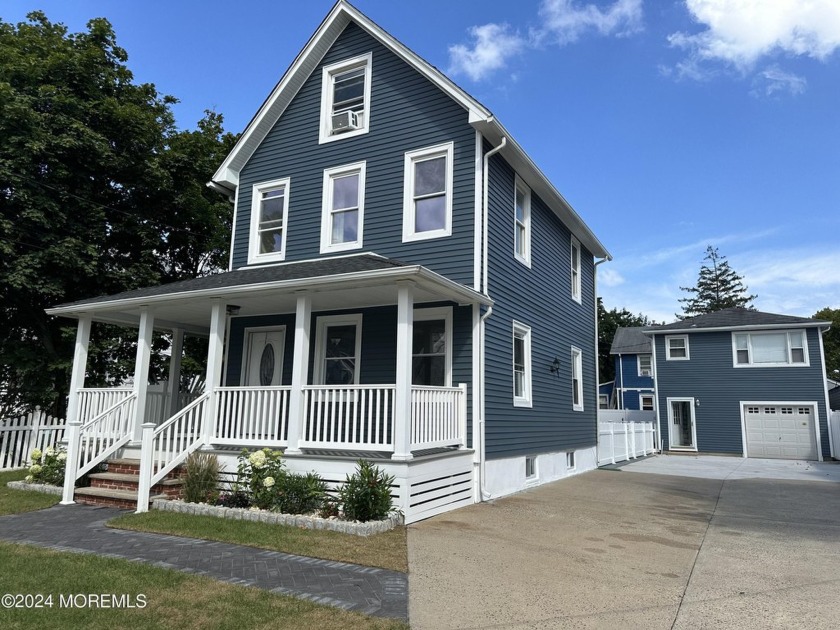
[
  {"xmin": 411, "ymin": 384, "xmax": 467, "ymax": 450},
  {"xmin": 300, "ymin": 385, "xmax": 395, "ymax": 451},
  {"xmin": 214, "ymin": 386, "xmax": 290, "ymax": 447},
  {"xmin": 77, "ymin": 387, "xmax": 133, "ymax": 424},
  {"xmin": 75, "ymin": 392, "xmax": 137, "ymax": 477}
]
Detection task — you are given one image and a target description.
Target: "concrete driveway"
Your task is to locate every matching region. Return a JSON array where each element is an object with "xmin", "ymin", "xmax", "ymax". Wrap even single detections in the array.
[{"xmin": 408, "ymin": 466, "xmax": 840, "ymax": 629}]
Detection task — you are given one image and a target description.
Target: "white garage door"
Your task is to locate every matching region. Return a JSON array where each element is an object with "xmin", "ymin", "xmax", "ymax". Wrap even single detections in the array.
[{"xmin": 743, "ymin": 405, "xmax": 818, "ymax": 460}]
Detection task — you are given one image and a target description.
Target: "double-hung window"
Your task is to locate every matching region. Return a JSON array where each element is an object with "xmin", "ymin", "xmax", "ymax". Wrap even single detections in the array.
[
  {"xmin": 571, "ymin": 347, "xmax": 584, "ymax": 411},
  {"xmin": 638, "ymin": 354, "xmax": 652, "ymax": 376},
  {"xmin": 319, "ymin": 54, "xmax": 372, "ymax": 143},
  {"xmin": 412, "ymin": 307, "xmax": 452, "ymax": 386},
  {"xmin": 570, "ymin": 236, "xmax": 581, "ymax": 303},
  {"xmin": 666, "ymin": 335, "xmax": 689, "ymax": 360},
  {"xmin": 403, "ymin": 142, "xmax": 453, "ymax": 242},
  {"xmin": 321, "ymin": 162, "xmax": 365, "ymax": 253},
  {"xmin": 733, "ymin": 330, "xmax": 809, "ymax": 367},
  {"xmin": 512, "ymin": 322, "xmax": 532, "ymax": 407},
  {"xmin": 514, "ymin": 178, "xmax": 531, "ymax": 266},
  {"xmin": 313, "ymin": 315, "xmax": 362, "ymax": 385},
  {"xmin": 248, "ymin": 178, "xmax": 290, "ymax": 264}
]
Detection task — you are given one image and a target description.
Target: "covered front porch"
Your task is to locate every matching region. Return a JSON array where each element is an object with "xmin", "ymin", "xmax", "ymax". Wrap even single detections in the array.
[{"xmin": 47, "ymin": 256, "xmax": 490, "ymax": 522}]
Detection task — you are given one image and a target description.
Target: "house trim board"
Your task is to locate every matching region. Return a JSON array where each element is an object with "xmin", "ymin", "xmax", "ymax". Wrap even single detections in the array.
[
  {"xmin": 818, "ymin": 329, "xmax": 835, "ymax": 457},
  {"xmin": 666, "ymin": 396, "xmax": 698, "ymax": 452}
]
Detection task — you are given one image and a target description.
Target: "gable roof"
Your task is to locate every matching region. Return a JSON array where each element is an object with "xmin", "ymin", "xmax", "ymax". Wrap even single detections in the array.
[
  {"xmin": 210, "ymin": 0, "xmax": 609, "ymax": 259},
  {"xmin": 645, "ymin": 307, "xmax": 830, "ymax": 334},
  {"xmin": 610, "ymin": 327, "xmax": 652, "ymax": 355}
]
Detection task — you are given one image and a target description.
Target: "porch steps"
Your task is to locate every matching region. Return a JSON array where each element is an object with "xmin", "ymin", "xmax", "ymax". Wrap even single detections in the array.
[{"xmin": 74, "ymin": 458, "xmax": 184, "ymax": 510}]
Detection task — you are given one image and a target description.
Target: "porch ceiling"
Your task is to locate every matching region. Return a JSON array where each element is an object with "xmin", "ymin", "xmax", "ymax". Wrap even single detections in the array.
[{"xmin": 45, "ymin": 254, "xmax": 491, "ymax": 333}]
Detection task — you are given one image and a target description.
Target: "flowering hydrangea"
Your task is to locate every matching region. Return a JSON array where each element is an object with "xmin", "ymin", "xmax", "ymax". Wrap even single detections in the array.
[
  {"xmin": 27, "ymin": 446, "xmax": 67, "ymax": 486},
  {"xmin": 57, "ymin": 452, "xmax": 67, "ymax": 462},
  {"xmin": 263, "ymin": 476, "xmax": 275, "ymax": 488},
  {"xmin": 30, "ymin": 448, "xmax": 42, "ymax": 462},
  {"xmin": 45, "ymin": 446, "xmax": 56, "ymax": 457},
  {"xmin": 248, "ymin": 450, "xmax": 266, "ymax": 469},
  {"xmin": 24, "ymin": 475, "xmax": 34, "ymax": 483},
  {"xmin": 29, "ymin": 464, "xmax": 42, "ymax": 475}
]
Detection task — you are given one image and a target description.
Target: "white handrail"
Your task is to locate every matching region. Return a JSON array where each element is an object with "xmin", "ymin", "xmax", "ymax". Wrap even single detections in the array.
[
  {"xmin": 411, "ymin": 384, "xmax": 467, "ymax": 450},
  {"xmin": 214, "ymin": 386, "xmax": 290, "ymax": 446},
  {"xmin": 75, "ymin": 392, "xmax": 137, "ymax": 478},
  {"xmin": 301, "ymin": 385, "xmax": 395, "ymax": 451}
]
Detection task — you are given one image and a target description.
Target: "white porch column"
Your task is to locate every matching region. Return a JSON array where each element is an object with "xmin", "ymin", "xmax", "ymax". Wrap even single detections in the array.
[
  {"xmin": 202, "ymin": 299, "xmax": 226, "ymax": 446},
  {"xmin": 166, "ymin": 328, "xmax": 184, "ymax": 418},
  {"xmin": 392, "ymin": 281, "xmax": 414, "ymax": 461},
  {"xmin": 131, "ymin": 308, "xmax": 155, "ymax": 444},
  {"xmin": 61, "ymin": 315, "xmax": 92, "ymax": 504},
  {"xmin": 285, "ymin": 293, "xmax": 311, "ymax": 455}
]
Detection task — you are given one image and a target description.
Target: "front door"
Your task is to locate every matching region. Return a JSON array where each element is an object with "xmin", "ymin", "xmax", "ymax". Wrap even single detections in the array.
[
  {"xmin": 243, "ymin": 327, "xmax": 285, "ymax": 386},
  {"xmin": 669, "ymin": 399, "xmax": 695, "ymax": 449}
]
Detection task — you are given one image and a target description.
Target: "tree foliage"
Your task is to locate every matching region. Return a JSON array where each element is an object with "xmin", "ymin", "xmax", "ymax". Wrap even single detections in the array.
[
  {"xmin": 0, "ymin": 13, "xmax": 238, "ymax": 415},
  {"xmin": 678, "ymin": 246, "xmax": 756, "ymax": 318},
  {"xmin": 597, "ymin": 300, "xmax": 653, "ymax": 383},
  {"xmin": 814, "ymin": 307, "xmax": 840, "ymax": 379}
]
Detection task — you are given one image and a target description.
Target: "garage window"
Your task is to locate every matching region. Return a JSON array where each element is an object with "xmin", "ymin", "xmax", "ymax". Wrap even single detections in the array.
[{"xmin": 733, "ymin": 330, "xmax": 809, "ymax": 367}]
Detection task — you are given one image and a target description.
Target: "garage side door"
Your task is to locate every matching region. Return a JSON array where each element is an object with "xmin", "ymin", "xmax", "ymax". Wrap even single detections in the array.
[{"xmin": 744, "ymin": 405, "xmax": 818, "ymax": 460}]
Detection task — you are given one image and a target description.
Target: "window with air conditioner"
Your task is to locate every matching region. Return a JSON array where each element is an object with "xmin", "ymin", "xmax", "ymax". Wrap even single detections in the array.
[
  {"xmin": 638, "ymin": 354, "xmax": 652, "ymax": 376},
  {"xmin": 319, "ymin": 54, "xmax": 371, "ymax": 143}
]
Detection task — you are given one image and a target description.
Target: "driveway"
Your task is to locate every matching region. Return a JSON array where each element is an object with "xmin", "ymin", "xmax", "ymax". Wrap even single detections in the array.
[
  {"xmin": 620, "ymin": 453, "xmax": 840, "ymax": 482},
  {"xmin": 408, "ymin": 465, "xmax": 840, "ymax": 629}
]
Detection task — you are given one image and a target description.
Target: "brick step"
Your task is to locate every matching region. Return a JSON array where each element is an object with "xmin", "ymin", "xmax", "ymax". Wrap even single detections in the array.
[
  {"xmin": 88, "ymin": 472, "xmax": 184, "ymax": 493},
  {"xmin": 74, "ymin": 486, "xmax": 167, "ymax": 510},
  {"xmin": 105, "ymin": 458, "xmax": 143, "ymax": 475}
]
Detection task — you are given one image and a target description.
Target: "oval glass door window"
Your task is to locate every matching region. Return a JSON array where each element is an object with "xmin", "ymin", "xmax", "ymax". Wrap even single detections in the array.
[{"xmin": 259, "ymin": 344, "xmax": 275, "ymax": 386}]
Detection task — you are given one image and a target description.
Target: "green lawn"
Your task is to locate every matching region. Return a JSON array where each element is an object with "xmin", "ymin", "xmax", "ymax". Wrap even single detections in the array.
[
  {"xmin": 110, "ymin": 510, "xmax": 408, "ymax": 573},
  {"xmin": 0, "ymin": 469, "xmax": 60, "ymax": 515}
]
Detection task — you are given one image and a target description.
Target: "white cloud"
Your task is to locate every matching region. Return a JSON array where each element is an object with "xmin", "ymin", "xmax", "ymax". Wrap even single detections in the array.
[
  {"xmin": 537, "ymin": 0, "xmax": 644, "ymax": 45},
  {"xmin": 670, "ymin": 0, "xmax": 840, "ymax": 69},
  {"xmin": 598, "ymin": 267, "xmax": 625, "ymax": 287},
  {"xmin": 752, "ymin": 65, "xmax": 807, "ymax": 96},
  {"xmin": 447, "ymin": 23, "xmax": 525, "ymax": 81}
]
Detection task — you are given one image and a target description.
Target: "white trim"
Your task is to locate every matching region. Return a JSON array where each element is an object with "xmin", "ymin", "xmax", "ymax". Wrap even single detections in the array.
[
  {"xmin": 637, "ymin": 353, "xmax": 652, "ymax": 377},
  {"xmin": 512, "ymin": 321, "xmax": 532, "ymax": 408},
  {"xmin": 413, "ymin": 306, "xmax": 453, "ymax": 387},
  {"xmin": 320, "ymin": 161, "xmax": 366, "ymax": 253},
  {"xmin": 241, "ymin": 326, "xmax": 287, "ymax": 386},
  {"xmin": 648, "ymin": 321, "xmax": 827, "ymax": 335},
  {"xmin": 665, "ymin": 335, "xmax": 690, "ymax": 361},
  {"xmin": 524, "ymin": 455, "xmax": 538, "ymax": 484},
  {"xmin": 313, "ymin": 314, "xmax": 363, "ymax": 385},
  {"xmin": 640, "ymin": 394, "xmax": 655, "ymax": 411},
  {"xmin": 570, "ymin": 236, "xmax": 581, "ymax": 303},
  {"xmin": 248, "ymin": 177, "xmax": 291, "ymax": 265},
  {"xmin": 318, "ymin": 52, "xmax": 372, "ymax": 144},
  {"xmin": 514, "ymin": 176, "xmax": 531, "ymax": 268},
  {"xmin": 819, "ymin": 329, "xmax": 835, "ymax": 458},
  {"xmin": 666, "ymin": 397, "xmax": 697, "ymax": 451},
  {"xmin": 228, "ymin": 185, "xmax": 240, "ymax": 271},
  {"xmin": 402, "ymin": 142, "xmax": 454, "ymax": 242},
  {"xmin": 651, "ymin": 337, "xmax": 662, "ymax": 449},
  {"xmin": 571, "ymin": 346, "xmax": 584, "ymax": 412},
  {"xmin": 731, "ymin": 329, "xmax": 810, "ymax": 368},
  {"xmin": 566, "ymin": 451, "xmax": 576, "ymax": 471},
  {"xmin": 473, "ymin": 130, "xmax": 483, "ymax": 291},
  {"xmin": 739, "ymin": 400, "xmax": 822, "ymax": 461}
]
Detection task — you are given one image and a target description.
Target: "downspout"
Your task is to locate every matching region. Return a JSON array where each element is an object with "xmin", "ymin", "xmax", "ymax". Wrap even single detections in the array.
[
  {"xmin": 593, "ymin": 257, "xmax": 610, "ymax": 457},
  {"xmin": 618, "ymin": 353, "xmax": 625, "ymax": 410},
  {"xmin": 478, "ymin": 135, "xmax": 506, "ymax": 501},
  {"xmin": 818, "ymin": 326, "xmax": 835, "ymax": 459}
]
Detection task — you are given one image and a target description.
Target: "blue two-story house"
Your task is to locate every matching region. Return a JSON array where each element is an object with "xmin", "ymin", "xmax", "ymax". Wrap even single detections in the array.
[
  {"xmin": 646, "ymin": 308, "xmax": 834, "ymax": 461},
  {"xmin": 600, "ymin": 327, "xmax": 655, "ymax": 411},
  {"xmin": 47, "ymin": 1, "xmax": 610, "ymax": 521}
]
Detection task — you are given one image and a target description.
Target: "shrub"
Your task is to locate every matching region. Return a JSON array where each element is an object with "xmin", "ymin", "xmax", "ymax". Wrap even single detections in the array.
[
  {"xmin": 339, "ymin": 460, "xmax": 395, "ymax": 522},
  {"xmin": 26, "ymin": 446, "xmax": 66, "ymax": 486},
  {"xmin": 236, "ymin": 448, "xmax": 285, "ymax": 510},
  {"xmin": 214, "ymin": 490, "xmax": 251, "ymax": 509},
  {"xmin": 318, "ymin": 496, "xmax": 340, "ymax": 519},
  {"xmin": 183, "ymin": 452, "xmax": 221, "ymax": 503},
  {"xmin": 276, "ymin": 472, "xmax": 327, "ymax": 515}
]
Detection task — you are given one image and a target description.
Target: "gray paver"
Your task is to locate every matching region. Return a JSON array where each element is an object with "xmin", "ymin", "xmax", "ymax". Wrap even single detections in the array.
[{"xmin": 0, "ymin": 504, "xmax": 407, "ymax": 619}]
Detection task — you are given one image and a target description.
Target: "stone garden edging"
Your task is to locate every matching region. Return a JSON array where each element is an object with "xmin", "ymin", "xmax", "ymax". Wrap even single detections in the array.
[{"xmin": 7, "ymin": 480, "xmax": 63, "ymax": 496}]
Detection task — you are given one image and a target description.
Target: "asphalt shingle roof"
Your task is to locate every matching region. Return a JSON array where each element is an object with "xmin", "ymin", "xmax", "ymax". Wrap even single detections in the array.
[
  {"xmin": 646, "ymin": 307, "xmax": 827, "ymax": 332},
  {"xmin": 609, "ymin": 327, "xmax": 651, "ymax": 355}
]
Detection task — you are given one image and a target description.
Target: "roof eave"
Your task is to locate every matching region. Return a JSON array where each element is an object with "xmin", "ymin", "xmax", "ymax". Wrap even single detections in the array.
[{"xmin": 644, "ymin": 321, "xmax": 829, "ymax": 335}]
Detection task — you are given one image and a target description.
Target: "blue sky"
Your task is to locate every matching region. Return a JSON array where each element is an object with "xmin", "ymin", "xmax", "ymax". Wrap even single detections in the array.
[{"xmin": 4, "ymin": 0, "xmax": 840, "ymax": 322}]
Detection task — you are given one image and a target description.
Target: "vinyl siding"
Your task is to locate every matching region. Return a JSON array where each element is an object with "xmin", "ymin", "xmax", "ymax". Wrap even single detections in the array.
[
  {"xmin": 482, "ymin": 149, "xmax": 598, "ymax": 459},
  {"xmin": 613, "ymin": 354, "xmax": 655, "ymax": 410},
  {"xmin": 654, "ymin": 328, "xmax": 830, "ymax": 457},
  {"xmin": 232, "ymin": 23, "xmax": 475, "ymax": 284}
]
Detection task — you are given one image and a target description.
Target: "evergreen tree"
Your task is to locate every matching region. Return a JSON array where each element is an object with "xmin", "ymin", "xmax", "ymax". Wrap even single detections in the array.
[
  {"xmin": 678, "ymin": 246, "xmax": 756, "ymax": 318},
  {"xmin": 814, "ymin": 307, "xmax": 840, "ymax": 379}
]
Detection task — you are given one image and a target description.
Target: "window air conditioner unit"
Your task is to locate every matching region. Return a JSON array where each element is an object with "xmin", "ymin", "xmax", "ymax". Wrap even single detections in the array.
[{"xmin": 331, "ymin": 110, "xmax": 359, "ymax": 133}]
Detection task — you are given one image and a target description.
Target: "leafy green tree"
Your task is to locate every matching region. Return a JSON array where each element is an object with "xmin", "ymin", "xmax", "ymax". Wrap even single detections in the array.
[
  {"xmin": 597, "ymin": 299, "xmax": 652, "ymax": 383},
  {"xmin": 814, "ymin": 307, "xmax": 840, "ymax": 379},
  {"xmin": 678, "ymin": 246, "xmax": 756, "ymax": 318},
  {"xmin": 0, "ymin": 13, "xmax": 237, "ymax": 416}
]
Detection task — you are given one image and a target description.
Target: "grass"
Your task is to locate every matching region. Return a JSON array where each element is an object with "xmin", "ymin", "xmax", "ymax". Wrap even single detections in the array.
[
  {"xmin": 109, "ymin": 510, "xmax": 408, "ymax": 573},
  {"xmin": 0, "ymin": 469, "xmax": 61, "ymax": 516},
  {"xmin": 0, "ymin": 541, "xmax": 408, "ymax": 630}
]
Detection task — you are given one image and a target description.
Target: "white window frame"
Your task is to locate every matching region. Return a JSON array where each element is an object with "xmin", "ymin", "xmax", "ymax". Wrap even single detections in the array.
[
  {"xmin": 598, "ymin": 394, "xmax": 609, "ymax": 409},
  {"xmin": 570, "ymin": 236, "xmax": 582, "ymax": 303},
  {"xmin": 320, "ymin": 161, "xmax": 366, "ymax": 254},
  {"xmin": 318, "ymin": 53, "xmax": 372, "ymax": 144},
  {"xmin": 566, "ymin": 451, "xmax": 576, "ymax": 470},
  {"xmin": 571, "ymin": 346, "xmax": 584, "ymax": 411},
  {"xmin": 248, "ymin": 177, "xmax": 291, "ymax": 265},
  {"xmin": 525, "ymin": 455, "xmax": 538, "ymax": 481},
  {"xmin": 514, "ymin": 176, "xmax": 531, "ymax": 267},
  {"xmin": 512, "ymin": 321, "xmax": 532, "ymax": 408},
  {"xmin": 402, "ymin": 142, "xmax": 454, "ymax": 242},
  {"xmin": 313, "ymin": 314, "xmax": 363, "ymax": 385},
  {"xmin": 731, "ymin": 330, "xmax": 810, "ymax": 368},
  {"xmin": 666, "ymin": 335, "xmax": 690, "ymax": 361},
  {"xmin": 640, "ymin": 394, "xmax": 655, "ymax": 411},
  {"xmin": 637, "ymin": 354, "xmax": 652, "ymax": 377},
  {"xmin": 413, "ymin": 306, "xmax": 453, "ymax": 387}
]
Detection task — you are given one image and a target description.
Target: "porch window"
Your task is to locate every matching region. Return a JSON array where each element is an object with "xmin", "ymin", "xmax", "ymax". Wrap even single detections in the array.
[
  {"xmin": 321, "ymin": 161, "xmax": 365, "ymax": 253},
  {"xmin": 733, "ymin": 330, "xmax": 809, "ymax": 367},
  {"xmin": 512, "ymin": 322, "xmax": 532, "ymax": 407},
  {"xmin": 514, "ymin": 177, "xmax": 531, "ymax": 266},
  {"xmin": 571, "ymin": 346, "xmax": 583, "ymax": 411},
  {"xmin": 319, "ymin": 53, "xmax": 372, "ymax": 143},
  {"xmin": 403, "ymin": 142, "xmax": 454, "ymax": 242},
  {"xmin": 314, "ymin": 315, "xmax": 362, "ymax": 385},
  {"xmin": 666, "ymin": 335, "xmax": 689, "ymax": 360},
  {"xmin": 248, "ymin": 178, "xmax": 290, "ymax": 264},
  {"xmin": 570, "ymin": 236, "xmax": 581, "ymax": 303},
  {"xmin": 412, "ymin": 306, "xmax": 454, "ymax": 387}
]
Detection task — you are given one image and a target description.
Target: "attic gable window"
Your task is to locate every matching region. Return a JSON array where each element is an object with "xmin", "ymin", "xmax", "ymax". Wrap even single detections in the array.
[
  {"xmin": 248, "ymin": 178, "xmax": 290, "ymax": 264},
  {"xmin": 319, "ymin": 53, "xmax": 372, "ymax": 144},
  {"xmin": 402, "ymin": 142, "xmax": 454, "ymax": 242},
  {"xmin": 570, "ymin": 236, "xmax": 581, "ymax": 303},
  {"xmin": 514, "ymin": 177, "xmax": 531, "ymax": 267}
]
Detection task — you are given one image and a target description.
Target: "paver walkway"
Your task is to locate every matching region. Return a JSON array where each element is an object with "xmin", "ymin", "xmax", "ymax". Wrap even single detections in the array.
[{"xmin": 0, "ymin": 504, "xmax": 407, "ymax": 619}]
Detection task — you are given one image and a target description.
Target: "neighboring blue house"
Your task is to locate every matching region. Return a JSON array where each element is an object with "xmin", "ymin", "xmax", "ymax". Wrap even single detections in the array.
[
  {"xmin": 602, "ymin": 327, "xmax": 655, "ymax": 411},
  {"xmin": 48, "ymin": 1, "xmax": 610, "ymax": 521},
  {"xmin": 646, "ymin": 308, "xmax": 834, "ymax": 461}
]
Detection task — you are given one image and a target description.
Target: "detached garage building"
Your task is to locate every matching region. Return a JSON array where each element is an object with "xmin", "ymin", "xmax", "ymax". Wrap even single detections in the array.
[{"xmin": 645, "ymin": 308, "xmax": 834, "ymax": 461}]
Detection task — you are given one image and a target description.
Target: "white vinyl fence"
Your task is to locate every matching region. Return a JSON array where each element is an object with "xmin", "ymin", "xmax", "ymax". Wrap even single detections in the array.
[
  {"xmin": 598, "ymin": 420, "xmax": 656, "ymax": 466},
  {"xmin": 0, "ymin": 409, "xmax": 66, "ymax": 470},
  {"xmin": 831, "ymin": 411, "xmax": 840, "ymax": 460}
]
